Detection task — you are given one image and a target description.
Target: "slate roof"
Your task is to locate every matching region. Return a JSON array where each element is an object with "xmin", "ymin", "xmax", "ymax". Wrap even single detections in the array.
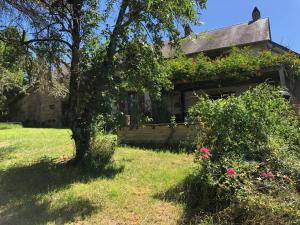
[{"xmin": 162, "ymin": 18, "xmax": 271, "ymax": 58}]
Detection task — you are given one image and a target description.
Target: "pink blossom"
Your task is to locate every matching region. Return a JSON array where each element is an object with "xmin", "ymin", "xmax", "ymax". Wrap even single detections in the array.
[
  {"xmin": 200, "ymin": 148, "xmax": 211, "ymax": 156},
  {"xmin": 226, "ymin": 168, "xmax": 236, "ymax": 175},
  {"xmin": 200, "ymin": 155, "xmax": 209, "ymax": 160},
  {"xmin": 261, "ymin": 171, "xmax": 275, "ymax": 179}
]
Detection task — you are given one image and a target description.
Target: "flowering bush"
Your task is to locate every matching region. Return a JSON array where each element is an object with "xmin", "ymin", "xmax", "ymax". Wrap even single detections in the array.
[{"xmin": 189, "ymin": 84, "xmax": 300, "ymax": 223}]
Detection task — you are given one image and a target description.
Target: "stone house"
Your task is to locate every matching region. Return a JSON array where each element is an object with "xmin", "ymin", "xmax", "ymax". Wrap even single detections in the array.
[
  {"xmin": 8, "ymin": 85, "xmax": 66, "ymax": 127},
  {"xmin": 118, "ymin": 8, "xmax": 300, "ymax": 146},
  {"xmin": 7, "ymin": 62, "xmax": 69, "ymax": 128}
]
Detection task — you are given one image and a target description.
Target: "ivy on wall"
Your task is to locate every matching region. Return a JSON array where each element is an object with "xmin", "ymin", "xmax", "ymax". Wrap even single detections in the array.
[{"xmin": 166, "ymin": 47, "xmax": 300, "ymax": 82}]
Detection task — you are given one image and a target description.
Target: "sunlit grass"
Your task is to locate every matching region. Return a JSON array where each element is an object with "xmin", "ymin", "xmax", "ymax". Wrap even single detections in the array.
[{"xmin": 0, "ymin": 126, "xmax": 194, "ymax": 225}]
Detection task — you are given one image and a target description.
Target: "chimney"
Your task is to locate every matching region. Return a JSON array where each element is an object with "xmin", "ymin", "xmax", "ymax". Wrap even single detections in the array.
[
  {"xmin": 184, "ymin": 24, "xmax": 193, "ymax": 37},
  {"xmin": 252, "ymin": 7, "xmax": 261, "ymax": 21}
]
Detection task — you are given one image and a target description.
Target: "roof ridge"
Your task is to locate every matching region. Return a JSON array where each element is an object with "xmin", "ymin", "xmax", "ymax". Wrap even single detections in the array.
[
  {"xmin": 162, "ymin": 17, "xmax": 272, "ymax": 57},
  {"xmin": 163, "ymin": 17, "xmax": 270, "ymax": 45},
  {"xmin": 195, "ymin": 17, "xmax": 270, "ymax": 36}
]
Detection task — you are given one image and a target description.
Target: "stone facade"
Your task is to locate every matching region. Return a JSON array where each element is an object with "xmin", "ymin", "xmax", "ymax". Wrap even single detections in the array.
[{"xmin": 9, "ymin": 90, "xmax": 64, "ymax": 128}]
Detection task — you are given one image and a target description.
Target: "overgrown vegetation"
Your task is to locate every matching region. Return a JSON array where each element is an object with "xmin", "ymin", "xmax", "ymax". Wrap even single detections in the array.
[
  {"xmin": 187, "ymin": 84, "xmax": 300, "ymax": 224},
  {"xmin": 167, "ymin": 47, "xmax": 300, "ymax": 82},
  {"xmin": 119, "ymin": 47, "xmax": 300, "ymax": 127}
]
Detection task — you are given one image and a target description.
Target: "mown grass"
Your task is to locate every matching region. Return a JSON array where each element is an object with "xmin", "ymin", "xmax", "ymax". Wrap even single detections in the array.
[{"xmin": 0, "ymin": 125, "xmax": 196, "ymax": 225}]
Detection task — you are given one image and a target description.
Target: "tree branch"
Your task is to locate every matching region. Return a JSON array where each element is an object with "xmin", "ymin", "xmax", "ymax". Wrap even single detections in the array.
[
  {"xmin": 106, "ymin": 0, "xmax": 129, "ymax": 63},
  {"xmin": 25, "ymin": 38, "xmax": 72, "ymax": 49},
  {"xmin": 121, "ymin": 5, "xmax": 144, "ymax": 29}
]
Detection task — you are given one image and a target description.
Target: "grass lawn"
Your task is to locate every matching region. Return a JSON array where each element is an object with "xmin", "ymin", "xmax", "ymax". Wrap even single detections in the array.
[{"xmin": 0, "ymin": 124, "xmax": 196, "ymax": 225}]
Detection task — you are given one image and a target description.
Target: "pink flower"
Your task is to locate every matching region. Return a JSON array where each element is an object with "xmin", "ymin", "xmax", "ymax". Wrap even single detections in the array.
[
  {"xmin": 226, "ymin": 168, "xmax": 236, "ymax": 175},
  {"xmin": 198, "ymin": 147, "xmax": 212, "ymax": 161},
  {"xmin": 200, "ymin": 155, "xmax": 209, "ymax": 160},
  {"xmin": 200, "ymin": 148, "xmax": 211, "ymax": 156},
  {"xmin": 261, "ymin": 171, "xmax": 275, "ymax": 179}
]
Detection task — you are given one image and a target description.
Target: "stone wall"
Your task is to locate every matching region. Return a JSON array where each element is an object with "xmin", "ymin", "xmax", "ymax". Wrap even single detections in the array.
[
  {"xmin": 9, "ymin": 91, "xmax": 64, "ymax": 128},
  {"xmin": 117, "ymin": 123, "xmax": 198, "ymax": 146}
]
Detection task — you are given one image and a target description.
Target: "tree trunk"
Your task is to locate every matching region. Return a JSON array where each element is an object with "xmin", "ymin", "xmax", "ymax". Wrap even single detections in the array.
[
  {"xmin": 68, "ymin": 0, "xmax": 129, "ymax": 165},
  {"xmin": 68, "ymin": 1, "xmax": 92, "ymax": 165},
  {"xmin": 72, "ymin": 114, "xmax": 93, "ymax": 165}
]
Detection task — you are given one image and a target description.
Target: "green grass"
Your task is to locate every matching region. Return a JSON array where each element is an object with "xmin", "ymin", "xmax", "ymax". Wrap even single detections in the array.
[
  {"xmin": 0, "ymin": 126, "xmax": 195, "ymax": 225},
  {"xmin": 0, "ymin": 122, "xmax": 23, "ymax": 130}
]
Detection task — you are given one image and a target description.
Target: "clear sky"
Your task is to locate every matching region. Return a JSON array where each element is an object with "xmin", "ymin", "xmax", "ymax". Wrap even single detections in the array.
[{"xmin": 191, "ymin": 0, "xmax": 300, "ymax": 53}]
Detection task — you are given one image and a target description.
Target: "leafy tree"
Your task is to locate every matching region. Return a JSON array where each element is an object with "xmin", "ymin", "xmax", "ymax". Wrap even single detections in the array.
[
  {"xmin": 0, "ymin": 0, "xmax": 207, "ymax": 165},
  {"xmin": 0, "ymin": 28, "xmax": 30, "ymax": 118}
]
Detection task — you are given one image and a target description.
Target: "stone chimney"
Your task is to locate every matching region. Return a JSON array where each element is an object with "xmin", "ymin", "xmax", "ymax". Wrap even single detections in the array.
[
  {"xmin": 184, "ymin": 24, "xmax": 193, "ymax": 37},
  {"xmin": 252, "ymin": 7, "xmax": 261, "ymax": 21}
]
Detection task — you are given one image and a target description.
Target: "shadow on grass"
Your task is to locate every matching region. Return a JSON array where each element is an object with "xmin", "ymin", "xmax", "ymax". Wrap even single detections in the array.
[
  {"xmin": 154, "ymin": 174, "xmax": 225, "ymax": 225},
  {"xmin": 0, "ymin": 158, "xmax": 124, "ymax": 224}
]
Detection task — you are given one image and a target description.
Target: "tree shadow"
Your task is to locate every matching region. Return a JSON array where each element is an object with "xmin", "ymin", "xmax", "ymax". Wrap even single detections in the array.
[
  {"xmin": 0, "ymin": 158, "xmax": 124, "ymax": 224},
  {"xmin": 153, "ymin": 174, "xmax": 224, "ymax": 225},
  {"xmin": 0, "ymin": 196, "xmax": 97, "ymax": 225}
]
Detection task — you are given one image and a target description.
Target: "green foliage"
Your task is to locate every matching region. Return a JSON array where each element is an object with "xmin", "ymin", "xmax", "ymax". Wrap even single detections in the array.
[
  {"xmin": 188, "ymin": 84, "xmax": 300, "ymax": 223},
  {"xmin": 167, "ymin": 47, "xmax": 300, "ymax": 81},
  {"xmin": 119, "ymin": 40, "xmax": 173, "ymax": 98},
  {"xmin": 169, "ymin": 115, "xmax": 177, "ymax": 128},
  {"xmin": 0, "ymin": 39, "xmax": 27, "ymax": 117},
  {"xmin": 86, "ymin": 135, "xmax": 117, "ymax": 169}
]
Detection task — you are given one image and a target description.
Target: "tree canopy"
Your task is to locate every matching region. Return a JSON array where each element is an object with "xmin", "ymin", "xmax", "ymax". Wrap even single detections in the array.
[
  {"xmin": 0, "ymin": 0, "xmax": 207, "ymax": 164},
  {"xmin": 0, "ymin": 28, "xmax": 31, "ymax": 118}
]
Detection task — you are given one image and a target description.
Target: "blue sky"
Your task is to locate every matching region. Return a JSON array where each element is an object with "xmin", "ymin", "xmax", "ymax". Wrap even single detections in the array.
[{"xmin": 192, "ymin": 0, "xmax": 300, "ymax": 53}]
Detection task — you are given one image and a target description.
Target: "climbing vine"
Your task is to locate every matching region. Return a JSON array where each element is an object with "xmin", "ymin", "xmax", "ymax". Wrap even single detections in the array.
[{"xmin": 166, "ymin": 47, "xmax": 300, "ymax": 82}]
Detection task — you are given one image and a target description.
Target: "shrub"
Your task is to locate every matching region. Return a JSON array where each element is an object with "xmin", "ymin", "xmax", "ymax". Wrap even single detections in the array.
[
  {"xmin": 87, "ymin": 135, "xmax": 117, "ymax": 169},
  {"xmin": 188, "ymin": 84, "xmax": 300, "ymax": 223}
]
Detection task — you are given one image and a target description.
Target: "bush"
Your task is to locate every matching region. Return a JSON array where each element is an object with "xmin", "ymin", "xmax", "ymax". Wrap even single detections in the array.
[
  {"xmin": 187, "ymin": 84, "xmax": 300, "ymax": 224},
  {"xmin": 87, "ymin": 135, "xmax": 116, "ymax": 169}
]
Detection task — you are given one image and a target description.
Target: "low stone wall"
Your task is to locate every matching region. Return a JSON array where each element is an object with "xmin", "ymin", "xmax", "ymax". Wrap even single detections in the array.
[{"xmin": 117, "ymin": 123, "xmax": 198, "ymax": 146}]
